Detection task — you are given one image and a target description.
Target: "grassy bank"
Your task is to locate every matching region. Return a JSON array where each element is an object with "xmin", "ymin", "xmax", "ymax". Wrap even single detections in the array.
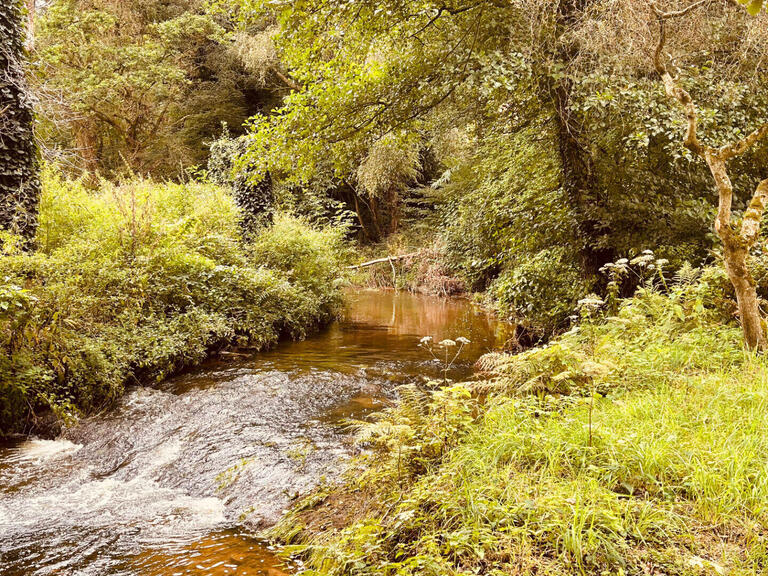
[
  {"xmin": 271, "ymin": 269, "xmax": 768, "ymax": 575},
  {"xmin": 0, "ymin": 169, "xmax": 348, "ymax": 435}
]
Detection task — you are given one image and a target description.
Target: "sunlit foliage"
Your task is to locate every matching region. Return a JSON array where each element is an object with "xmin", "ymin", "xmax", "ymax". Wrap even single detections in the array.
[{"xmin": 0, "ymin": 167, "xmax": 348, "ymax": 433}]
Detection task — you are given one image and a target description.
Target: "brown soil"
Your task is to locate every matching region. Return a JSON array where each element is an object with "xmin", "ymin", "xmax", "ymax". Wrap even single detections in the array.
[{"xmin": 294, "ymin": 485, "xmax": 381, "ymax": 535}]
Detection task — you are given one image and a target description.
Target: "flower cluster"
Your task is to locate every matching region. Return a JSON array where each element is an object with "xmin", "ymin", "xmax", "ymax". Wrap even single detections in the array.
[{"xmin": 419, "ymin": 335, "xmax": 472, "ymax": 383}]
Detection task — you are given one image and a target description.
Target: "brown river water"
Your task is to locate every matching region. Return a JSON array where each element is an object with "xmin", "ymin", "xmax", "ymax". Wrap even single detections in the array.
[{"xmin": 0, "ymin": 290, "xmax": 510, "ymax": 576}]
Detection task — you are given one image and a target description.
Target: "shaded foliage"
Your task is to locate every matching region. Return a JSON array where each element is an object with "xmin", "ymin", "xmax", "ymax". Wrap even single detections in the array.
[
  {"xmin": 32, "ymin": 0, "xmax": 283, "ymax": 178},
  {"xmin": 0, "ymin": 0, "xmax": 39, "ymax": 245},
  {"xmin": 208, "ymin": 132, "xmax": 275, "ymax": 236}
]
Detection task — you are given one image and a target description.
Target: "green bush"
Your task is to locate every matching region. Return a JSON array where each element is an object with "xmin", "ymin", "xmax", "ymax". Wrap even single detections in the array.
[
  {"xmin": 437, "ymin": 122, "xmax": 578, "ymax": 294},
  {"xmin": 490, "ymin": 248, "xmax": 590, "ymax": 338},
  {"xmin": 0, "ymin": 168, "xmax": 347, "ymax": 434},
  {"xmin": 433, "ymin": 121, "xmax": 590, "ymax": 335},
  {"xmin": 250, "ymin": 214, "xmax": 350, "ymax": 298}
]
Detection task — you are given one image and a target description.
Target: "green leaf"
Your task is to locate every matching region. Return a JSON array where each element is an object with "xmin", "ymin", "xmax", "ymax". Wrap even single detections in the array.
[{"xmin": 741, "ymin": 0, "xmax": 765, "ymax": 16}]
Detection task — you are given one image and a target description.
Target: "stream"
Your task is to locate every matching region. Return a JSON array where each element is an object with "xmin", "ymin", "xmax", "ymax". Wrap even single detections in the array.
[{"xmin": 0, "ymin": 290, "xmax": 508, "ymax": 576}]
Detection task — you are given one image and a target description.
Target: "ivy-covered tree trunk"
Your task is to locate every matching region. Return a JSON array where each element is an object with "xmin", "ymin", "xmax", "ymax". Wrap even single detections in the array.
[
  {"xmin": 0, "ymin": 0, "xmax": 39, "ymax": 247},
  {"xmin": 551, "ymin": 0, "xmax": 613, "ymax": 277},
  {"xmin": 234, "ymin": 170, "xmax": 274, "ymax": 237}
]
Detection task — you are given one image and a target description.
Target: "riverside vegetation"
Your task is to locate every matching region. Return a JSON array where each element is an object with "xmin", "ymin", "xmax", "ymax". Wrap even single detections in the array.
[
  {"xmin": 3, "ymin": 0, "xmax": 768, "ymax": 574},
  {"xmin": 270, "ymin": 264, "xmax": 768, "ymax": 575},
  {"xmin": 0, "ymin": 168, "xmax": 348, "ymax": 434}
]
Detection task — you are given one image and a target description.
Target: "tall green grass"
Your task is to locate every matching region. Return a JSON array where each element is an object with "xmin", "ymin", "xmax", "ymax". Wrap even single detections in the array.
[
  {"xmin": 0, "ymin": 168, "xmax": 348, "ymax": 434},
  {"xmin": 274, "ymin": 278, "xmax": 768, "ymax": 575}
]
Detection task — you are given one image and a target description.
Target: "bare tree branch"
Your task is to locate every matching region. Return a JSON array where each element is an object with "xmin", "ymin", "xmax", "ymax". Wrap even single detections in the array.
[
  {"xmin": 705, "ymin": 151, "xmax": 735, "ymax": 234},
  {"xmin": 273, "ymin": 68, "xmax": 302, "ymax": 91},
  {"xmin": 650, "ymin": 0, "xmax": 715, "ymax": 19},
  {"xmin": 719, "ymin": 123, "xmax": 768, "ymax": 159},
  {"xmin": 742, "ymin": 177, "xmax": 768, "ymax": 244},
  {"xmin": 650, "ymin": 7, "xmax": 705, "ymax": 154}
]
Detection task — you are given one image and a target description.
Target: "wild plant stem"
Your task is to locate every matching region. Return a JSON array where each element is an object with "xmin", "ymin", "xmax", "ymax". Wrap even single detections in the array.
[{"xmin": 588, "ymin": 389, "xmax": 594, "ymax": 448}]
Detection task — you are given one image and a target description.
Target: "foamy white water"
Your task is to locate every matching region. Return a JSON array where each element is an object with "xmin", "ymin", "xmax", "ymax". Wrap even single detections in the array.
[{"xmin": 0, "ymin": 291, "xmax": 504, "ymax": 576}]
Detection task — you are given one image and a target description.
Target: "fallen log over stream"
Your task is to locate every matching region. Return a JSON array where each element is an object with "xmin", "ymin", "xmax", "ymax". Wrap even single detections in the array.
[{"xmin": 345, "ymin": 251, "xmax": 422, "ymax": 270}]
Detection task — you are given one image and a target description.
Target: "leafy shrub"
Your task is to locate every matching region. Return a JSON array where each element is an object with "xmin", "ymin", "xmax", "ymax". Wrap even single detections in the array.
[
  {"xmin": 482, "ymin": 272, "xmax": 743, "ymax": 398},
  {"xmin": 0, "ymin": 168, "xmax": 347, "ymax": 434},
  {"xmin": 249, "ymin": 214, "xmax": 349, "ymax": 298},
  {"xmin": 434, "ymin": 122, "xmax": 590, "ymax": 335},
  {"xmin": 490, "ymin": 248, "xmax": 590, "ymax": 338},
  {"xmin": 437, "ymin": 122, "xmax": 577, "ymax": 294}
]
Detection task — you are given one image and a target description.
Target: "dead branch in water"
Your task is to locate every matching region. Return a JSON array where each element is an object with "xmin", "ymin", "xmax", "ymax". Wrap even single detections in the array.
[{"xmin": 346, "ymin": 251, "xmax": 422, "ymax": 270}]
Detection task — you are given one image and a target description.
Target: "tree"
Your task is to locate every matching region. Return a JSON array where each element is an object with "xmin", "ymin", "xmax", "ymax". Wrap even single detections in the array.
[
  {"xmin": 233, "ymin": 0, "xmax": 608, "ymax": 245},
  {"xmin": 550, "ymin": 0, "xmax": 616, "ymax": 275},
  {"xmin": 0, "ymin": 0, "xmax": 39, "ymax": 246},
  {"xmin": 650, "ymin": 0, "xmax": 768, "ymax": 349},
  {"xmin": 235, "ymin": 0, "xmax": 516, "ymax": 239},
  {"xmin": 33, "ymin": 0, "xmax": 284, "ymax": 178}
]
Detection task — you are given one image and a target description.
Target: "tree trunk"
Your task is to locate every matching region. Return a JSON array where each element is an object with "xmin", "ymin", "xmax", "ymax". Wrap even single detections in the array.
[
  {"xmin": 551, "ymin": 0, "xmax": 612, "ymax": 277},
  {"xmin": 369, "ymin": 196, "xmax": 384, "ymax": 240},
  {"xmin": 0, "ymin": 0, "xmax": 40, "ymax": 248},
  {"xmin": 553, "ymin": 101, "xmax": 612, "ymax": 275},
  {"xmin": 25, "ymin": 0, "xmax": 34, "ymax": 49},
  {"xmin": 352, "ymin": 193, "xmax": 371, "ymax": 239},
  {"xmin": 705, "ymin": 154, "xmax": 768, "ymax": 351},
  {"xmin": 723, "ymin": 241, "xmax": 766, "ymax": 350},
  {"xmin": 706, "ymin": 157, "xmax": 768, "ymax": 350},
  {"xmin": 650, "ymin": 3, "xmax": 768, "ymax": 350},
  {"xmin": 233, "ymin": 170, "xmax": 274, "ymax": 238},
  {"xmin": 386, "ymin": 186, "xmax": 399, "ymax": 235}
]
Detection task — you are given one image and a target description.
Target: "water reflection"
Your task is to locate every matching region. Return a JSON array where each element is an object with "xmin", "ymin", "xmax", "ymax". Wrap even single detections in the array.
[
  {"xmin": 241, "ymin": 289, "xmax": 506, "ymax": 381},
  {"xmin": 131, "ymin": 531, "xmax": 292, "ymax": 576},
  {"xmin": 0, "ymin": 290, "xmax": 506, "ymax": 575}
]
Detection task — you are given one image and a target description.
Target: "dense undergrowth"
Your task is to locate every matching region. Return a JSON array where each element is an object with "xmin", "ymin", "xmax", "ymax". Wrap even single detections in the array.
[
  {"xmin": 0, "ymin": 169, "xmax": 348, "ymax": 435},
  {"xmin": 271, "ymin": 268, "xmax": 768, "ymax": 576},
  {"xmin": 346, "ymin": 229, "xmax": 466, "ymax": 298},
  {"xmin": 344, "ymin": 118, "xmax": 710, "ymax": 339}
]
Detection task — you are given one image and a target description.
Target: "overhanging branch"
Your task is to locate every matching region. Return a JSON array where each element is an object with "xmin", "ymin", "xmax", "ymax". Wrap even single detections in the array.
[{"xmin": 720, "ymin": 123, "xmax": 768, "ymax": 160}]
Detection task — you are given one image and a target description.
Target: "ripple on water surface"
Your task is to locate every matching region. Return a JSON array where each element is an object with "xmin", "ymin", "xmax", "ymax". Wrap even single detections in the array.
[{"xmin": 0, "ymin": 290, "xmax": 508, "ymax": 575}]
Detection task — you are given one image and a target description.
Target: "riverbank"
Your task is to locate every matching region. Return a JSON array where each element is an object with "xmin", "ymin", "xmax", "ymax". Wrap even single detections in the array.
[
  {"xmin": 346, "ymin": 231, "xmax": 467, "ymax": 298},
  {"xmin": 0, "ymin": 170, "xmax": 348, "ymax": 436},
  {"xmin": 345, "ymin": 229, "xmax": 579, "ymax": 349},
  {"xmin": 0, "ymin": 289, "xmax": 505, "ymax": 576},
  {"xmin": 269, "ymin": 270, "xmax": 768, "ymax": 575}
]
